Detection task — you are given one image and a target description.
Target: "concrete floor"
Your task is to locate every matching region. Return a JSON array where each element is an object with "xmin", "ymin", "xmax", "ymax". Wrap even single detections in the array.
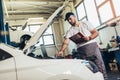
[{"xmin": 107, "ymin": 71, "xmax": 120, "ymax": 80}]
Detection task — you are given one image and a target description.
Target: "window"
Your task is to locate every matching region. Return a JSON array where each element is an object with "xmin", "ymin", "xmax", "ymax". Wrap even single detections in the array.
[
  {"xmin": 25, "ymin": 25, "xmax": 54, "ymax": 46},
  {"xmin": 84, "ymin": 0, "xmax": 100, "ymax": 27},
  {"xmin": 76, "ymin": 0, "xmax": 120, "ymax": 28},
  {"xmin": 112, "ymin": 0, "xmax": 120, "ymax": 16},
  {"xmin": 43, "ymin": 26, "xmax": 53, "ymax": 35},
  {"xmin": 43, "ymin": 35, "xmax": 54, "ymax": 45},
  {"xmin": 95, "ymin": 0, "xmax": 105, "ymax": 6},
  {"xmin": 76, "ymin": 3, "xmax": 86, "ymax": 20},
  {"xmin": 29, "ymin": 25, "xmax": 40, "ymax": 33},
  {"xmin": 0, "ymin": 49, "xmax": 12, "ymax": 61},
  {"xmin": 98, "ymin": 2, "xmax": 113, "ymax": 23},
  {"xmin": 40, "ymin": 26, "xmax": 55, "ymax": 45}
]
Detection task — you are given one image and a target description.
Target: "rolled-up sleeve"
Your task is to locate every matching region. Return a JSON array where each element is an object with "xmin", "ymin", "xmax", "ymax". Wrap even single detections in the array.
[
  {"xmin": 65, "ymin": 30, "xmax": 71, "ymax": 39},
  {"xmin": 84, "ymin": 21, "xmax": 95, "ymax": 31}
]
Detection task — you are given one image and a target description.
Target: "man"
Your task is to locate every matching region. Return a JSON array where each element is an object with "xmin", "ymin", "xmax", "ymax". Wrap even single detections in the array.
[{"xmin": 56, "ymin": 12, "xmax": 107, "ymax": 79}]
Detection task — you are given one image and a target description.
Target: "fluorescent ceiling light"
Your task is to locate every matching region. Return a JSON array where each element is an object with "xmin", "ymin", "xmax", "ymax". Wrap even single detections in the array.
[{"xmin": 28, "ymin": 17, "xmax": 44, "ymax": 21}]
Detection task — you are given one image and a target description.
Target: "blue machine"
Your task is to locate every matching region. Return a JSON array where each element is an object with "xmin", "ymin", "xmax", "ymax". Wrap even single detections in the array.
[{"xmin": 0, "ymin": 0, "xmax": 10, "ymax": 44}]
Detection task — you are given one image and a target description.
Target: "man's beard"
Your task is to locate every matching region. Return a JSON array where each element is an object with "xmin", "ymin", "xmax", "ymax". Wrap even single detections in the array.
[
  {"xmin": 71, "ymin": 23, "xmax": 75, "ymax": 26},
  {"xmin": 71, "ymin": 19, "xmax": 76, "ymax": 26},
  {"xmin": 70, "ymin": 21, "xmax": 76, "ymax": 26}
]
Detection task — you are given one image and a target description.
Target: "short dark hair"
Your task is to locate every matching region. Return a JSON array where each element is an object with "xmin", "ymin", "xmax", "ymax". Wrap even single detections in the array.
[{"xmin": 65, "ymin": 12, "xmax": 74, "ymax": 21}]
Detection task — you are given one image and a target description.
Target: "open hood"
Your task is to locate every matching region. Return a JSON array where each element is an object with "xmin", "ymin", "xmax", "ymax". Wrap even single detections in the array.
[{"xmin": 23, "ymin": 4, "xmax": 66, "ymax": 52}]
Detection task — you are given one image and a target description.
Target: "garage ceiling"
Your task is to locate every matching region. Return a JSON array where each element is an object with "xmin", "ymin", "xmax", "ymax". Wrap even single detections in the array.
[{"xmin": 3, "ymin": 0, "xmax": 67, "ymax": 21}]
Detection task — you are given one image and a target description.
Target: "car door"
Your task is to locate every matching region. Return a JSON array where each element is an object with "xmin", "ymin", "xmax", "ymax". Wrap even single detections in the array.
[{"xmin": 0, "ymin": 49, "xmax": 16, "ymax": 80}]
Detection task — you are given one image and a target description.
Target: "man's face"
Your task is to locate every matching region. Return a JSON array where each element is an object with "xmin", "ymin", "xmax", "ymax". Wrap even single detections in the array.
[{"xmin": 67, "ymin": 15, "xmax": 76, "ymax": 26}]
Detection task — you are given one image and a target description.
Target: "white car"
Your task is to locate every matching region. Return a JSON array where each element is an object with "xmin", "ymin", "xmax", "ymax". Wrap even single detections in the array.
[
  {"xmin": 0, "ymin": 43, "xmax": 104, "ymax": 80},
  {"xmin": 0, "ymin": 4, "xmax": 104, "ymax": 80}
]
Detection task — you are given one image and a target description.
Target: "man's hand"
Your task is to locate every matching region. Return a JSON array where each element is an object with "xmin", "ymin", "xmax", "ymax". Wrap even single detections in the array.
[
  {"xmin": 55, "ymin": 38, "xmax": 70, "ymax": 57},
  {"xmin": 83, "ymin": 28, "xmax": 98, "ymax": 41},
  {"xmin": 55, "ymin": 51, "xmax": 64, "ymax": 57},
  {"xmin": 83, "ymin": 36, "xmax": 90, "ymax": 41}
]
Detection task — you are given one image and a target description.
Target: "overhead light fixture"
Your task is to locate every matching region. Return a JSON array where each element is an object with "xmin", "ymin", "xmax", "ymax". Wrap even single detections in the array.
[{"xmin": 28, "ymin": 17, "xmax": 44, "ymax": 21}]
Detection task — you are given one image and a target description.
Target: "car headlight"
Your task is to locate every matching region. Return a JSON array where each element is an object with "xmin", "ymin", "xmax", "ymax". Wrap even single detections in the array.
[{"xmin": 81, "ymin": 60, "xmax": 99, "ymax": 73}]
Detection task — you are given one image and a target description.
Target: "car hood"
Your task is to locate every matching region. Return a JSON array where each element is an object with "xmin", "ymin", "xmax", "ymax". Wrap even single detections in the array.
[
  {"xmin": 0, "ymin": 43, "xmax": 103, "ymax": 80},
  {"xmin": 15, "ymin": 55, "xmax": 103, "ymax": 80}
]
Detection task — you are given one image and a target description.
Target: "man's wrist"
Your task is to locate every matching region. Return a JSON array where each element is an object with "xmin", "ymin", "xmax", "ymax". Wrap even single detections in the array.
[
  {"xmin": 59, "ymin": 50, "xmax": 63, "ymax": 52},
  {"xmin": 89, "ymin": 36, "xmax": 93, "ymax": 40}
]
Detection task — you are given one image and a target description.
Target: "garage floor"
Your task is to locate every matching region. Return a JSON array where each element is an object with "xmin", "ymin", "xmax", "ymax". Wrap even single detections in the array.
[{"xmin": 107, "ymin": 71, "xmax": 120, "ymax": 80}]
